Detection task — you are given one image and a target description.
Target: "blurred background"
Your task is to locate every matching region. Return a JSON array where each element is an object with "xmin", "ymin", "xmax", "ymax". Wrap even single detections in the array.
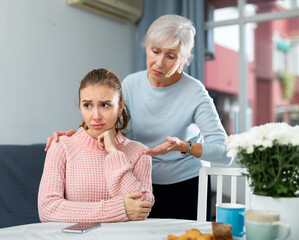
[{"xmin": 0, "ymin": 0, "xmax": 298, "ymax": 144}]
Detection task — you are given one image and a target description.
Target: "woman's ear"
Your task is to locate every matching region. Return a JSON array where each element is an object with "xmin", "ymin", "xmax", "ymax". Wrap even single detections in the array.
[{"xmin": 119, "ymin": 98, "xmax": 125, "ymax": 116}]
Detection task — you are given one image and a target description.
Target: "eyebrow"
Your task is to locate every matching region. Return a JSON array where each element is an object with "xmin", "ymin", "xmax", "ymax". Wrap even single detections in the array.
[
  {"xmin": 81, "ymin": 100, "xmax": 112, "ymax": 103},
  {"xmin": 152, "ymin": 47, "xmax": 178, "ymax": 52}
]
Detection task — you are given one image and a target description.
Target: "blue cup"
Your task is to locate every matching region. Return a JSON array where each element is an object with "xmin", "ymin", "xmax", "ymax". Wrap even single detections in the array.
[{"xmin": 216, "ymin": 203, "xmax": 246, "ymax": 237}]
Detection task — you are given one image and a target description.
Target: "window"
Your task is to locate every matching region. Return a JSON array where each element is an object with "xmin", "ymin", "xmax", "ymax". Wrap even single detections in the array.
[{"xmin": 204, "ymin": 0, "xmax": 299, "ymax": 133}]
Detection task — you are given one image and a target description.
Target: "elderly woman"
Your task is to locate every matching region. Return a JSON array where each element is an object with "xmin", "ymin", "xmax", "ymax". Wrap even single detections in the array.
[
  {"xmin": 122, "ymin": 14, "xmax": 232, "ymax": 219},
  {"xmin": 45, "ymin": 15, "xmax": 232, "ymax": 220}
]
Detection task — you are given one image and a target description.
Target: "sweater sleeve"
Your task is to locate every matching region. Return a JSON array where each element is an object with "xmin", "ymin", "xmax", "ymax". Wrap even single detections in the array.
[
  {"xmin": 104, "ymin": 150, "xmax": 154, "ymax": 204},
  {"xmin": 38, "ymin": 140, "xmax": 128, "ymax": 223},
  {"xmin": 194, "ymin": 91, "xmax": 233, "ymax": 166}
]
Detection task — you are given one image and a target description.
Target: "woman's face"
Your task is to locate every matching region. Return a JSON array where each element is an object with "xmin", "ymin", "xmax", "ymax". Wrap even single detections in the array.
[
  {"xmin": 80, "ymin": 84, "xmax": 124, "ymax": 139},
  {"xmin": 146, "ymin": 45, "xmax": 183, "ymax": 87}
]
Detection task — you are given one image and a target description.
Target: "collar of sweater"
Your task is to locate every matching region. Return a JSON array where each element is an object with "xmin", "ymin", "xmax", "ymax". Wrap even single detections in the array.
[{"xmin": 75, "ymin": 127, "xmax": 127, "ymax": 152}]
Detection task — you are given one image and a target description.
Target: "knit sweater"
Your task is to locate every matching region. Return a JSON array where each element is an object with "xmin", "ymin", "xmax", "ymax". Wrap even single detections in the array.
[
  {"xmin": 122, "ymin": 70, "xmax": 232, "ymax": 184},
  {"xmin": 38, "ymin": 127, "xmax": 154, "ymax": 223}
]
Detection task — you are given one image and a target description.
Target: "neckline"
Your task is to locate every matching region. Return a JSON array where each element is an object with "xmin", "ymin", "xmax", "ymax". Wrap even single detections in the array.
[
  {"xmin": 76, "ymin": 127, "xmax": 127, "ymax": 151},
  {"xmin": 145, "ymin": 71, "xmax": 184, "ymax": 90}
]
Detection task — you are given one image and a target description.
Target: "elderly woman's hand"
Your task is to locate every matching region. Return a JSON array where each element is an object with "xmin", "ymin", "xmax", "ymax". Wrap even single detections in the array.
[
  {"xmin": 139, "ymin": 136, "xmax": 185, "ymax": 157},
  {"xmin": 45, "ymin": 129, "xmax": 76, "ymax": 152}
]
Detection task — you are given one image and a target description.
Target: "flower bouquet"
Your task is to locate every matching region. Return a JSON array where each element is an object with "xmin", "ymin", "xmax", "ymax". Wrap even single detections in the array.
[{"xmin": 225, "ymin": 122, "xmax": 299, "ymax": 198}]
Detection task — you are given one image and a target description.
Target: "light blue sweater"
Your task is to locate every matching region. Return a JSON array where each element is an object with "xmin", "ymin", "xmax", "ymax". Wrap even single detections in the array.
[{"xmin": 122, "ymin": 70, "xmax": 232, "ymax": 184}]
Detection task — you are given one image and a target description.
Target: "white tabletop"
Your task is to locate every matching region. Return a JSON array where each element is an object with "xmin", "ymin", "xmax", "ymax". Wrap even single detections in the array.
[{"xmin": 0, "ymin": 218, "xmax": 212, "ymax": 240}]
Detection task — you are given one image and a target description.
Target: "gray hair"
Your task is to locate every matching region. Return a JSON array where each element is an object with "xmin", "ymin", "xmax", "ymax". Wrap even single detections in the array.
[{"xmin": 143, "ymin": 14, "xmax": 196, "ymax": 66}]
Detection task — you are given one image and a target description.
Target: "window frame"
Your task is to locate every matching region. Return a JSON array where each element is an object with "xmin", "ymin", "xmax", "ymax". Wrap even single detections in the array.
[{"xmin": 204, "ymin": 0, "xmax": 299, "ymax": 132}]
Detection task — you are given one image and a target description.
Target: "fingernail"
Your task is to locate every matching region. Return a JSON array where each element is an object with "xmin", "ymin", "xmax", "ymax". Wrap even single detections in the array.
[{"xmin": 141, "ymin": 191, "xmax": 147, "ymax": 194}]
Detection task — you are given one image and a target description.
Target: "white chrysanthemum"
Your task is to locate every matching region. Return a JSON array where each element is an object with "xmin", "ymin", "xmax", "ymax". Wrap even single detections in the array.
[
  {"xmin": 293, "ymin": 125, "xmax": 299, "ymax": 134},
  {"xmin": 246, "ymin": 145, "xmax": 254, "ymax": 154},
  {"xmin": 289, "ymin": 132, "xmax": 299, "ymax": 146},
  {"xmin": 226, "ymin": 134, "xmax": 244, "ymax": 150},
  {"xmin": 225, "ymin": 122, "xmax": 298, "ymax": 155},
  {"xmin": 253, "ymin": 138, "xmax": 263, "ymax": 147},
  {"xmin": 261, "ymin": 139, "xmax": 273, "ymax": 148}
]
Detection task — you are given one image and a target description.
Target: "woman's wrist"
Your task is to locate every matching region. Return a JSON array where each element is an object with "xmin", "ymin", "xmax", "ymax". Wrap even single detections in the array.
[
  {"xmin": 178, "ymin": 141, "xmax": 189, "ymax": 153},
  {"xmin": 178, "ymin": 141, "xmax": 203, "ymax": 158},
  {"xmin": 192, "ymin": 142, "xmax": 203, "ymax": 158},
  {"xmin": 181, "ymin": 141, "xmax": 192, "ymax": 156}
]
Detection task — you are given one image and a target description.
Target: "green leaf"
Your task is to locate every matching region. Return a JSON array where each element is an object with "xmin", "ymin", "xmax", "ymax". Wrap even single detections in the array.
[{"xmin": 277, "ymin": 185, "xmax": 288, "ymax": 194}]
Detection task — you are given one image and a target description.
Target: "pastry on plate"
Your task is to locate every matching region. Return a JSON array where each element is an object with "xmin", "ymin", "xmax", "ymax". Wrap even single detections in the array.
[
  {"xmin": 167, "ymin": 228, "xmax": 213, "ymax": 240},
  {"xmin": 167, "ymin": 222, "xmax": 232, "ymax": 240},
  {"xmin": 211, "ymin": 222, "xmax": 232, "ymax": 240}
]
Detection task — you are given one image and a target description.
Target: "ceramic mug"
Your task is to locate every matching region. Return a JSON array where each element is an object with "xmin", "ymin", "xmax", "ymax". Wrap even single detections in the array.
[
  {"xmin": 216, "ymin": 203, "xmax": 245, "ymax": 237},
  {"xmin": 245, "ymin": 210, "xmax": 291, "ymax": 240}
]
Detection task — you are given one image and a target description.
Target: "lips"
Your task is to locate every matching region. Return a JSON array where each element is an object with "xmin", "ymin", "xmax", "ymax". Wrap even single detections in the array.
[
  {"xmin": 152, "ymin": 69, "xmax": 163, "ymax": 75},
  {"xmin": 91, "ymin": 124, "xmax": 105, "ymax": 130}
]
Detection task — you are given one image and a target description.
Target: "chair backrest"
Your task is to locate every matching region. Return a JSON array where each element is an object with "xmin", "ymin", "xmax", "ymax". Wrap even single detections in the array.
[{"xmin": 197, "ymin": 166, "xmax": 250, "ymax": 222}]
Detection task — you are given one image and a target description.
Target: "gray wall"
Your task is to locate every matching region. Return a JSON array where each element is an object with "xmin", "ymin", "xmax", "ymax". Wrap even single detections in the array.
[{"xmin": 0, "ymin": 0, "xmax": 137, "ymax": 144}]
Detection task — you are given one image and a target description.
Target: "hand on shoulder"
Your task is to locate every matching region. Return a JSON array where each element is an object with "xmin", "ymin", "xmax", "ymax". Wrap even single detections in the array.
[{"xmin": 44, "ymin": 129, "xmax": 76, "ymax": 152}]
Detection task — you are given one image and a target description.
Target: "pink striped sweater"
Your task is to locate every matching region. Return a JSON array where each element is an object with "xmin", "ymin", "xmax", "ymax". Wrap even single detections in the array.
[{"xmin": 38, "ymin": 127, "xmax": 154, "ymax": 223}]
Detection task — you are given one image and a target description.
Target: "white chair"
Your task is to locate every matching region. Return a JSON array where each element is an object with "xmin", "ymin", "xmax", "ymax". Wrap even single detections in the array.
[{"xmin": 197, "ymin": 166, "xmax": 250, "ymax": 221}]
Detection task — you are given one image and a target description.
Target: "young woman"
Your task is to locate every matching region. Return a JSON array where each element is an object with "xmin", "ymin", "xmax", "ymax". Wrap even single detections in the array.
[{"xmin": 38, "ymin": 69, "xmax": 154, "ymax": 223}]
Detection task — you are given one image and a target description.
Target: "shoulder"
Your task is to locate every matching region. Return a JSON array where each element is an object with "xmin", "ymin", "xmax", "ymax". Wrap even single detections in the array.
[
  {"xmin": 47, "ymin": 130, "xmax": 82, "ymax": 156},
  {"xmin": 121, "ymin": 138, "xmax": 151, "ymax": 165},
  {"xmin": 125, "ymin": 138, "xmax": 148, "ymax": 152},
  {"xmin": 122, "ymin": 70, "xmax": 147, "ymax": 87},
  {"xmin": 116, "ymin": 133, "xmax": 151, "ymax": 163},
  {"xmin": 180, "ymin": 72, "xmax": 211, "ymax": 101},
  {"xmin": 48, "ymin": 135, "xmax": 67, "ymax": 152},
  {"xmin": 45, "ymin": 137, "xmax": 68, "ymax": 165},
  {"xmin": 118, "ymin": 133, "xmax": 148, "ymax": 152},
  {"xmin": 182, "ymin": 72, "xmax": 206, "ymax": 90}
]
